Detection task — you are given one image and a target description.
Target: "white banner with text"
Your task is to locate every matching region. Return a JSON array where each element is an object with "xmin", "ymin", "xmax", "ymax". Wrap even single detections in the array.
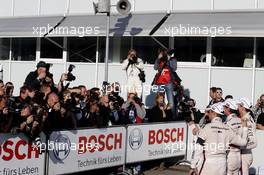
[
  {"xmin": 126, "ymin": 122, "xmax": 187, "ymax": 163},
  {"xmin": 48, "ymin": 127, "xmax": 126, "ymax": 175}
]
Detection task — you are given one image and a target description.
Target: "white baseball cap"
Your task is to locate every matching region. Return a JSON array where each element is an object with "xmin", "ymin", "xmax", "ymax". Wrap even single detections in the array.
[
  {"xmin": 237, "ymin": 97, "xmax": 252, "ymax": 110},
  {"xmin": 223, "ymin": 99, "xmax": 238, "ymax": 110},
  {"xmin": 208, "ymin": 102, "xmax": 224, "ymax": 115}
]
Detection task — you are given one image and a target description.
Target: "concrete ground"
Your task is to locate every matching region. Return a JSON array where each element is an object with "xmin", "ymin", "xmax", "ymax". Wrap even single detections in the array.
[{"xmin": 143, "ymin": 165, "xmax": 190, "ymax": 175}]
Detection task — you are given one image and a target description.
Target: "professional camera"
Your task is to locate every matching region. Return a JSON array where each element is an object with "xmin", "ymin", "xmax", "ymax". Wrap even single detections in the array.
[
  {"xmin": 89, "ymin": 88, "xmax": 101, "ymax": 101},
  {"xmin": 128, "ymin": 53, "xmax": 138, "ymax": 64},
  {"xmin": 8, "ymin": 108, "xmax": 22, "ymax": 115},
  {"xmin": 130, "ymin": 96, "xmax": 142, "ymax": 106},
  {"xmin": 178, "ymin": 101, "xmax": 191, "ymax": 113},
  {"xmin": 138, "ymin": 70, "xmax": 146, "ymax": 83},
  {"xmin": 132, "ymin": 55, "xmax": 137, "ymax": 62},
  {"xmin": 178, "ymin": 101, "xmax": 192, "ymax": 121},
  {"xmin": 109, "ymin": 94, "xmax": 121, "ymax": 111},
  {"xmin": 6, "ymin": 97, "xmax": 26, "ymax": 116},
  {"xmin": 66, "ymin": 64, "xmax": 76, "ymax": 81}
]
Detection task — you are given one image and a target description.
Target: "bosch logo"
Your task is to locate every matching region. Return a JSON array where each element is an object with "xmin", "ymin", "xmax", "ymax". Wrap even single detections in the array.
[
  {"xmin": 53, "ymin": 134, "xmax": 71, "ymax": 161},
  {"xmin": 129, "ymin": 128, "xmax": 143, "ymax": 150}
]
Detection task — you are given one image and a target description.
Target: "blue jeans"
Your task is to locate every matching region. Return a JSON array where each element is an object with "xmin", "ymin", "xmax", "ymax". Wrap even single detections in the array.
[{"xmin": 157, "ymin": 83, "xmax": 176, "ymax": 120}]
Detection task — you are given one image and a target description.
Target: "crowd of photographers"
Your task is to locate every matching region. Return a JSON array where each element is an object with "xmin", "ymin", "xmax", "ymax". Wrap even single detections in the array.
[
  {"xmin": 1, "ymin": 48, "xmax": 263, "ymax": 142},
  {"xmin": 0, "ymin": 61, "xmax": 149, "ymax": 144},
  {"xmin": 0, "ymin": 48, "xmax": 189, "ymax": 146}
]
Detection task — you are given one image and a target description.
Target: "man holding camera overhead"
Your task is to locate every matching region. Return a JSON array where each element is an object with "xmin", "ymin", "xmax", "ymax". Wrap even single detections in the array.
[
  {"xmin": 24, "ymin": 61, "xmax": 54, "ymax": 91},
  {"xmin": 122, "ymin": 49, "xmax": 145, "ymax": 98}
]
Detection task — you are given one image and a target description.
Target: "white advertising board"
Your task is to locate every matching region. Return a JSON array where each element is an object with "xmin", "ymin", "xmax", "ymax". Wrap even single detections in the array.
[
  {"xmin": 48, "ymin": 127, "xmax": 126, "ymax": 175},
  {"xmin": 0, "ymin": 133, "xmax": 46, "ymax": 175},
  {"xmin": 126, "ymin": 122, "xmax": 187, "ymax": 163}
]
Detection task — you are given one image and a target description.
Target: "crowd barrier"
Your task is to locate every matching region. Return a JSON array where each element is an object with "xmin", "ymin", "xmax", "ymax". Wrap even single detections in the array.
[
  {"xmin": 48, "ymin": 127, "xmax": 127, "ymax": 175},
  {"xmin": 0, "ymin": 122, "xmax": 188, "ymax": 175},
  {"xmin": 1, "ymin": 122, "xmax": 263, "ymax": 175}
]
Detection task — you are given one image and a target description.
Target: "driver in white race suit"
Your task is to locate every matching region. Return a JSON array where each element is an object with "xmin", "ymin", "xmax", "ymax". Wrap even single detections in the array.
[{"xmin": 189, "ymin": 102, "xmax": 248, "ymax": 175}]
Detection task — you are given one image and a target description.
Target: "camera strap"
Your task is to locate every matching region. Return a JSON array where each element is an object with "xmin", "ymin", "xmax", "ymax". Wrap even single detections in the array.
[{"xmin": 126, "ymin": 61, "xmax": 143, "ymax": 74}]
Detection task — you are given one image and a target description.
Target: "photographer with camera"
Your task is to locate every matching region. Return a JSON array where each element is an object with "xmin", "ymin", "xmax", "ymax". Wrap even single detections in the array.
[
  {"xmin": 0, "ymin": 84, "xmax": 13, "ymax": 133},
  {"xmin": 97, "ymin": 95, "xmax": 111, "ymax": 128},
  {"xmin": 252, "ymin": 94, "xmax": 264, "ymax": 121},
  {"xmin": 122, "ymin": 49, "xmax": 145, "ymax": 98},
  {"xmin": 121, "ymin": 93, "xmax": 146, "ymax": 124},
  {"xmin": 42, "ymin": 92, "xmax": 66, "ymax": 133},
  {"xmin": 57, "ymin": 64, "xmax": 76, "ymax": 93},
  {"xmin": 252, "ymin": 94, "xmax": 264, "ymax": 130},
  {"xmin": 7, "ymin": 86, "xmax": 30, "ymax": 114},
  {"xmin": 24, "ymin": 61, "xmax": 52, "ymax": 91},
  {"xmin": 183, "ymin": 98, "xmax": 203, "ymax": 124},
  {"xmin": 17, "ymin": 105, "xmax": 37, "ymax": 137},
  {"xmin": 108, "ymin": 82, "xmax": 125, "ymax": 125},
  {"xmin": 4, "ymin": 82, "xmax": 14, "ymax": 99},
  {"xmin": 153, "ymin": 48, "xmax": 177, "ymax": 120}
]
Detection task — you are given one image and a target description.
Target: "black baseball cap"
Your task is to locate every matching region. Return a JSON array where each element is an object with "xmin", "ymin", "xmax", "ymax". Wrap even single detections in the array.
[{"xmin": 36, "ymin": 61, "xmax": 47, "ymax": 68}]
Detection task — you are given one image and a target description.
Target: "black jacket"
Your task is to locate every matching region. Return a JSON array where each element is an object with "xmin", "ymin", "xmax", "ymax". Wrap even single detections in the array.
[
  {"xmin": 148, "ymin": 105, "xmax": 172, "ymax": 122},
  {"xmin": 97, "ymin": 105, "xmax": 110, "ymax": 128},
  {"xmin": 24, "ymin": 71, "xmax": 41, "ymax": 90}
]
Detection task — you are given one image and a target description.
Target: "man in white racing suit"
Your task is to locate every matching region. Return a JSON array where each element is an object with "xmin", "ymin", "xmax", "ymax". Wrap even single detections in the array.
[
  {"xmin": 122, "ymin": 49, "xmax": 144, "ymax": 98},
  {"xmin": 237, "ymin": 97, "xmax": 257, "ymax": 175},
  {"xmin": 223, "ymin": 99, "xmax": 242, "ymax": 175},
  {"xmin": 189, "ymin": 102, "xmax": 248, "ymax": 175}
]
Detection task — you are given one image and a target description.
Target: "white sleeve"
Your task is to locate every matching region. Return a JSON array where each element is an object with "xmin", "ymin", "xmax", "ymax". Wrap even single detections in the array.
[
  {"xmin": 122, "ymin": 59, "xmax": 129, "ymax": 70},
  {"xmin": 229, "ymin": 127, "xmax": 248, "ymax": 146},
  {"xmin": 136, "ymin": 58, "xmax": 144, "ymax": 70},
  {"xmin": 191, "ymin": 127, "xmax": 206, "ymax": 169},
  {"xmin": 245, "ymin": 121, "xmax": 257, "ymax": 149}
]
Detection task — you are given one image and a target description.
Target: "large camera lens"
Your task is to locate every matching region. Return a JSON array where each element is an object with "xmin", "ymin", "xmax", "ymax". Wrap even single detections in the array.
[{"xmin": 67, "ymin": 73, "xmax": 76, "ymax": 81}]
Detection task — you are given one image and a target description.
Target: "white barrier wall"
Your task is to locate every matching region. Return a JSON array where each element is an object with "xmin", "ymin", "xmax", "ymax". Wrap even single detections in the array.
[
  {"xmin": 10, "ymin": 62, "xmax": 36, "ymax": 92},
  {"xmin": 0, "ymin": 61, "xmax": 9, "ymax": 83},
  {"xmin": 211, "ymin": 68, "xmax": 253, "ymax": 101},
  {"xmin": 254, "ymin": 69, "xmax": 264, "ymax": 102}
]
